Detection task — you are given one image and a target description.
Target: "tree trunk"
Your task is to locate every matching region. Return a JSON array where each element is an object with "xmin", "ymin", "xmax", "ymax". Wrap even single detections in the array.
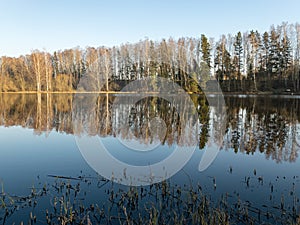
[{"xmin": 36, "ymin": 93, "xmax": 42, "ymax": 130}]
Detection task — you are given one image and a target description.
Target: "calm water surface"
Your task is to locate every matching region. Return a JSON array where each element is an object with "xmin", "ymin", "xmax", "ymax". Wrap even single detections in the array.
[{"xmin": 0, "ymin": 93, "xmax": 300, "ymax": 224}]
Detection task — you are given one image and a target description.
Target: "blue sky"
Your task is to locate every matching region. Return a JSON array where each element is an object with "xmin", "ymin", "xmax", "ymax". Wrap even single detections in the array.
[{"xmin": 0, "ymin": 0, "xmax": 299, "ymax": 57}]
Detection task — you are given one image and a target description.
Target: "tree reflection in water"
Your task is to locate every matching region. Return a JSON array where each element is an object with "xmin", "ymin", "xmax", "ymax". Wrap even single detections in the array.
[{"xmin": 0, "ymin": 94, "xmax": 299, "ymax": 163}]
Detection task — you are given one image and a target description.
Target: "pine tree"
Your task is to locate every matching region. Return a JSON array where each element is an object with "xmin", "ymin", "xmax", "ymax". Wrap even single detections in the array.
[{"xmin": 214, "ymin": 40, "xmax": 231, "ymax": 80}]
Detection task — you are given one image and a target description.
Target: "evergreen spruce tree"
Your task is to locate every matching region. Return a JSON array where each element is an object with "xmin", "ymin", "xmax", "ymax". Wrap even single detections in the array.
[
  {"xmin": 200, "ymin": 34, "xmax": 211, "ymax": 68},
  {"xmin": 261, "ymin": 32, "xmax": 270, "ymax": 73},
  {"xmin": 234, "ymin": 32, "xmax": 243, "ymax": 79},
  {"xmin": 269, "ymin": 28, "xmax": 280, "ymax": 76},
  {"xmin": 280, "ymin": 33, "xmax": 292, "ymax": 77}
]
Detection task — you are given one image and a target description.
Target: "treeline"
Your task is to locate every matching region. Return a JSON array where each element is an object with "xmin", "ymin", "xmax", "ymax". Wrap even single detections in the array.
[{"xmin": 0, "ymin": 22, "xmax": 300, "ymax": 92}]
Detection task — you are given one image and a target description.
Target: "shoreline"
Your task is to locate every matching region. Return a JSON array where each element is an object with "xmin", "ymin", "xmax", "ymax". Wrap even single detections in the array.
[{"xmin": 0, "ymin": 91, "xmax": 298, "ymax": 96}]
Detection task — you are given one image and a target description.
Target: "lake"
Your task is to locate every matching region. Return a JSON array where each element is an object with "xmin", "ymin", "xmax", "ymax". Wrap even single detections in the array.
[{"xmin": 0, "ymin": 93, "xmax": 300, "ymax": 224}]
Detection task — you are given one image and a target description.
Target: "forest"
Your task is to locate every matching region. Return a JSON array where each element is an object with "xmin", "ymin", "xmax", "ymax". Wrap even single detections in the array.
[{"xmin": 0, "ymin": 22, "xmax": 300, "ymax": 93}]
